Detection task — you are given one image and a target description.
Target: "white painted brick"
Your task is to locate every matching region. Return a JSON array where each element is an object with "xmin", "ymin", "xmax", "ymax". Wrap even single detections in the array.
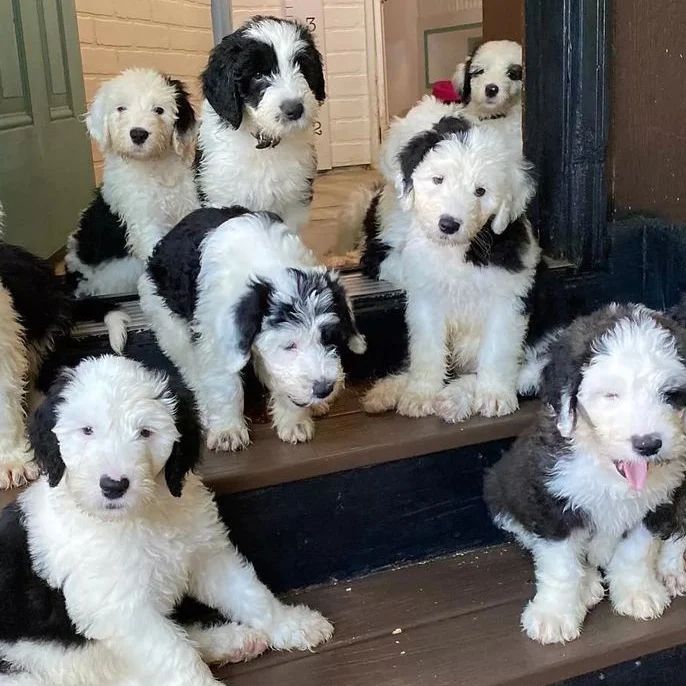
[
  {"xmin": 327, "ymin": 73, "xmax": 368, "ymax": 97},
  {"xmin": 324, "ymin": 28, "xmax": 366, "ymax": 52},
  {"xmin": 94, "ymin": 18, "xmax": 135, "ymax": 47},
  {"xmin": 77, "ymin": 16, "xmax": 95, "ymax": 43},
  {"xmin": 329, "ymin": 96, "xmax": 368, "ymax": 120},
  {"xmin": 331, "ymin": 140, "xmax": 370, "ymax": 167},
  {"xmin": 330, "ymin": 118, "xmax": 369, "ymax": 142},
  {"xmin": 113, "ymin": 0, "xmax": 152, "ymax": 20},
  {"xmin": 325, "ymin": 51, "xmax": 366, "ymax": 75},
  {"xmin": 132, "ymin": 23, "xmax": 171, "ymax": 49},
  {"xmin": 324, "ymin": 5, "xmax": 365, "ymax": 29}
]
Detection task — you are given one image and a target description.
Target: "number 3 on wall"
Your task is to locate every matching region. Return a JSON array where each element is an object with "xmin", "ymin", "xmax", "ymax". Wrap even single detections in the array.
[{"xmin": 306, "ymin": 16, "xmax": 316, "ymax": 31}]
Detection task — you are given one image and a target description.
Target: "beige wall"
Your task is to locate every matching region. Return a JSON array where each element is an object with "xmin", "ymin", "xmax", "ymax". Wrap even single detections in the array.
[
  {"xmin": 75, "ymin": 0, "xmax": 214, "ymax": 180},
  {"xmin": 232, "ymin": 1, "xmax": 374, "ymax": 167}
]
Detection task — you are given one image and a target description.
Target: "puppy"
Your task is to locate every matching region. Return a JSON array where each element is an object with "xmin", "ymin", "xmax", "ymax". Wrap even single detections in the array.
[
  {"xmin": 139, "ymin": 207, "xmax": 366, "ymax": 450},
  {"xmin": 453, "ymin": 40, "xmax": 523, "ymax": 122},
  {"xmin": 485, "ymin": 304, "xmax": 686, "ymax": 644},
  {"xmin": 361, "ymin": 99, "xmax": 538, "ymax": 423},
  {"xmin": 198, "ymin": 16, "xmax": 326, "ymax": 232},
  {"xmin": 0, "ymin": 355, "xmax": 333, "ymax": 685},
  {"xmin": 65, "ymin": 69, "xmax": 200, "ymax": 297},
  {"xmin": 0, "ymin": 207, "xmax": 70, "ymax": 489}
]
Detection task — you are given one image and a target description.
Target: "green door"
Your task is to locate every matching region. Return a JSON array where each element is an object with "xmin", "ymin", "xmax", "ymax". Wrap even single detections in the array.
[{"xmin": 0, "ymin": 0, "xmax": 94, "ymax": 257}]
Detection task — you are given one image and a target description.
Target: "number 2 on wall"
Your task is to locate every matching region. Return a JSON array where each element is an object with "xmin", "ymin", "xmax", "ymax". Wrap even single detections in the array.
[{"xmin": 313, "ymin": 121, "xmax": 322, "ymax": 136}]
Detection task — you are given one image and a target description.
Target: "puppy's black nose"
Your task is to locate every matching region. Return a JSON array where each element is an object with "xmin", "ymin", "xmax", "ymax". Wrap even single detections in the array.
[
  {"xmin": 485, "ymin": 84, "xmax": 499, "ymax": 98},
  {"xmin": 313, "ymin": 380, "xmax": 335, "ymax": 399},
  {"xmin": 281, "ymin": 100, "xmax": 305, "ymax": 121},
  {"xmin": 631, "ymin": 433, "xmax": 663, "ymax": 457},
  {"xmin": 100, "ymin": 475, "xmax": 130, "ymax": 500},
  {"xmin": 438, "ymin": 215, "xmax": 461, "ymax": 235},
  {"xmin": 130, "ymin": 127, "xmax": 149, "ymax": 145}
]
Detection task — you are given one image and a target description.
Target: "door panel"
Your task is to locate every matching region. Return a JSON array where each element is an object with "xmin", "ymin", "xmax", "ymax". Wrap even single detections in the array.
[{"xmin": 0, "ymin": 0, "xmax": 94, "ymax": 257}]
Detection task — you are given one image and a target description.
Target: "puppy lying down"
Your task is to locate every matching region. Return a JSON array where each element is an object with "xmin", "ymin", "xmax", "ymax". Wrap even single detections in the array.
[{"xmin": 0, "ymin": 356, "xmax": 332, "ymax": 686}]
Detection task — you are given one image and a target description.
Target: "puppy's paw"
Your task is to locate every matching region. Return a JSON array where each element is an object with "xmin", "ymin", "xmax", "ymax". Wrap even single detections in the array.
[
  {"xmin": 473, "ymin": 381, "xmax": 519, "ymax": 418},
  {"xmin": 362, "ymin": 375, "xmax": 407, "ymax": 414},
  {"xmin": 276, "ymin": 417, "xmax": 315, "ymax": 444},
  {"xmin": 311, "ymin": 401, "xmax": 330, "ymax": 418},
  {"xmin": 267, "ymin": 604, "xmax": 334, "ymax": 652},
  {"xmin": 581, "ymin": 568, "xmax": 606, "ymax": 609},
  {"xmin": 0, "ymin": 449, "xmax": 39, "ymax": 490},
  {"xmin": 434, "ymin": 376, "xmax": 476, "ymax": 423},
  {"xmin": 657, "ymin": 540, "xmax": 686, "ymax": 598},
  {"xmin": 197, "ymin": 625, "xmax": 269, "ymax": 666},
  {"xmin": 206, "ymin": 423, "xmax": 251, "ymax": 452},
  {"xmin": 611, "ymin": 578, "xmax": 670, "ymax": 620},
  {"xmin": 521, "ymin": 600, "xmax": 583, "ymax": 644}
]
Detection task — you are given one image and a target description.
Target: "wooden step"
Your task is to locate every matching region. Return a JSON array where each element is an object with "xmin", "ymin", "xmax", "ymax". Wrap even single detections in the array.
[{"xmin": 214, "ymin": 544, "xmax": 686, "ymax": 686}]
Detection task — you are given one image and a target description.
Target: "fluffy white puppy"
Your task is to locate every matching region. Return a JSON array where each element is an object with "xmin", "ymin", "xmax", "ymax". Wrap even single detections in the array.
[
  {"xmin": 198, "ymin": 16, "xmax": 326, "ymax": 232},
  {"xmin": 0, "ymin": 208, "xmax": 71, "ymax": 490},
  {"xmin": 485, "ymin": 304, "xmax": 686, "ymax": 644},
  {"xmin": 361, "ymin": 99, "xmax": 538, "ymax": 423},
  {"xmin": 453, "ymin": 40, "xmax": 523, "ymax": 122},
  {"xmin": 65, "ymin": 69, "xmax": 200, "ymax": 297},
  {"xmin": 139, "ymin": 207, "xmax": 366, "ymax": 450},
  {"xmin": 0, "ymin": 355, "xmax": 333, "ymax": 685}
]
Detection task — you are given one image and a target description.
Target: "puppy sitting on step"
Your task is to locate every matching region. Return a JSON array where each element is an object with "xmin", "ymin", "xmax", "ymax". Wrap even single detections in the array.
[
  {"xmin": 139, "ymin": 207, "xmax": 366, "ymax": 450},
  {"xmin": 485, "ymin": 304, "xmax": 686, "ymax": 644},
  {"xmin": 0, "ymin": 356, "xmax": 333, "ymax": 685},
  {"xmin": 65, "ymin": 69, "xmax": 200, "ymax": 297}
]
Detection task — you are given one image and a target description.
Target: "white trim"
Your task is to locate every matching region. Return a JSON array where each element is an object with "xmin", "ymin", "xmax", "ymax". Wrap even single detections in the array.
[
  {"xmin": 365, "ymin": 0, "xmax": 382, "ymax": 161},
  {"xmin": 371, "ymin": 0, "xmax": 388, "ymax": 135},
  {"xmin": 211, "ymin": 0, "xmax": 232, "ymax": 44}
]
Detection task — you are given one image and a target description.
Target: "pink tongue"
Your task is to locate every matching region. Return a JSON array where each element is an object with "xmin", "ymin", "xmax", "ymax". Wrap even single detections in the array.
[{"xmin": 619, "ymin": 460, "xmax": 649, "ymax": 491}]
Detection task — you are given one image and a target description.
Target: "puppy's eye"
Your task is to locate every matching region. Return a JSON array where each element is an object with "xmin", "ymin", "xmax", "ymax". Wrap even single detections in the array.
[
  {"xmin": 507, "ymin": 65, "xmax": 523, "ymax": 81},
  {"xmin": 432, "ymin": 176, "xmax": 444, "ymax": 185},
  {"xmin": 475, "ymin": 187, "xmax": 486, "ymax": 197},
  {"xmin": 665, "ymin": 389, "xmax": 686, "ymax": 408},
  {"xmin": 139, "ymin": 428, "xmax": 153, "ymax": 439},
  {"xmin": 284, "ymin": 343, "xmax": 297, "ymax": 351},
  {"xmin": 153, "ymin": 107, "xmax": 164, "ymax": 115},
  {"xmin": 603, "ymin": 392, "xmax": 619, "ymax": 400},
  {"xmin": 116, "ymin": 106, "xmax": 126, "ymax": 113},
  {"xmin": 470, "ymin": 69, "xmax": 485, "ymax": 78},
  {"xmin": 81, "ymin": 426, "xmax": 93, "ymax": 436}
]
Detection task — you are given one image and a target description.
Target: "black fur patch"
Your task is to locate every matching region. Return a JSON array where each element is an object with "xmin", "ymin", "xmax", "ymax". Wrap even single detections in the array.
[
  {"xmin": 293, "ymin": 32, "xmax": 326, "ymax": 103},
  {"xmin": 484, "ymin": 412, "xmax": 588, "ymax": 540},
  {"xmin": 645, "ymin": 481, "xmax": 686, "ymax": 540},
  {"xmin": 0, "ymin": 242, "xmax": 71, "ymax": 344},
  {"xmin": 461, "ymin": 57, "xmax": 473, "ymax": 103},
  {"xmin": 171, "ymin": 596, "xmax": 227, "ymax": 629},
  {"xmin": 359, "ymin": 187, "xmax": 390, "ymax": 280},
  {"xmin": 165, "ymin": 77, "xmax": 196, "ymax": 136},
  {"xmin": 465, "ymin": 215, "xmax": 530, "ymax": 272},
  {"xmin": 69, "ymin": 188, "xmax": 129, "ymax": 268},
  {"xmin": 398, "ymin": 116, "xmax": 471, "ymax": 193},
  {"xmin": 147, "ymin": 206, "xmax": 252, "ymax": 321},
  {"xmin": 164, "ymin": 393, "xmax": 201, "ymax": 497},
  {"xmin": 0, "ymin": 503, "xmax": 87, "ymax": 647},
  {"xmin": 507, "ymin": 64, "xmax": 523, "ymax": 81},
  {"xmin": 234, "ymin": 279, "xmax": 274, "ymax": 355}
]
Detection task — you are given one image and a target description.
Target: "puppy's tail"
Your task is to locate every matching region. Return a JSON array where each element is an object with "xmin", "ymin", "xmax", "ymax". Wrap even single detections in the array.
[
  {"xmin": 71, "ymin": 297, "xmax": 131, "ymax": 355},
  {"xmin": 516, "ymin": 328, "xmax": 563, "ymax": 396},
  {"xmin": 335, "ymin": 182, "xmax": 383, "ymax": 256}
]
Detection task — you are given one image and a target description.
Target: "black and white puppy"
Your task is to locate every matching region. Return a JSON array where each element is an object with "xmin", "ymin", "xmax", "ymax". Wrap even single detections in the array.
[
  {"xmin": 0, "ymin": 210, "xmax": 70, "ymax": 490},
  {"xmin": 0, "ymin": 356, "xmax": 332, "ymax": 685},
  {"xmin": 360, "ymin": 97, "xmax": 538, "ymax": 423},
  {"xmin": 485, "ymin": 304, "xmax": 686, "ymax": 644},
  {"xmin": 198, "ymin": 16, "xmax": 326, "ymax": 232},
  {"xmin": 65, "ymin": 69, "xmax": 200, "ymax": 297},
  {"xmin": 138, "ymin": 207, "xmax": 366, "ymax": 451}
]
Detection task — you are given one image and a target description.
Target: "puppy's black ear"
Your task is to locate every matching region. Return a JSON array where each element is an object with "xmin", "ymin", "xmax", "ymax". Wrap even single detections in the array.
[
  {"xmin": 325, "ymin": 272, "xmax": 367, "ymax": 355},
  {"xmin": 167, "ymin": 77, "xmax": 198, "ymax": 164},
  {"xmin": 29, "ymin": 375, "xmax": 70, "ymax": 487},
  {"xmin": 202, "ymin": 32, "xmax": 245, "ymax": 128},
  {"xmin": 164, "ymin": 393, "xmax": 201, "ymax": 498},
  {"xmin": 461, "ymin": 57, "xmax": 473, "ymax": 104},
  {"xmin": 295, "ymin": 28, "xmax": 326, "ymax": 102},
  {"xmin": 234, "ymin": 279, "xmax": 274, "ymax": 356}
]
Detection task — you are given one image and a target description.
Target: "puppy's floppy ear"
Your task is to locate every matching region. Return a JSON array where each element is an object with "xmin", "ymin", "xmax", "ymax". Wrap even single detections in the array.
[
  {"xmin": 29, "ymin": 374, "xmax": 70, "ymax": 487},
  {"xmin": 202, "ymin": 32, "xmax": 246, "ymax": 129},
  {"xmin": 295, "ymin": 28, "xmax": 326, "ymax": 103},
  {"xmin": 492, "ymin": 159, "xmax": 537, "ymax": 235},
  {"xmin": 221, "ymin": 278, "xmax": 274, "ymax": 372},
  {"xmin": 452, "ymin": 61, "xmax": 467, "ymax": 98},
  {"xmin": 325, "ymin": 271, "xmax": 367, "ymax": 355},
  {"xmin": 167, "ymin": 77, "xmax": 198, "ymax": 165},
  {"xmin": 164, "ymin": 393, "xmax": 201, "ymax": 498},
  {"xmin": 85, "ymin": 80, "xmax": 112, "ymax": 150},
  {"xmin": 458, "ymin": 57, "xmax": 472, "ymax": 103}
]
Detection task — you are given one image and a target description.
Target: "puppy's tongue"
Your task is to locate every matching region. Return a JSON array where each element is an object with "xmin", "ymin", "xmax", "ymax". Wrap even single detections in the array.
[{"xmin": 616, "ymin": 460, "xmax": 648, "ymax": 491}]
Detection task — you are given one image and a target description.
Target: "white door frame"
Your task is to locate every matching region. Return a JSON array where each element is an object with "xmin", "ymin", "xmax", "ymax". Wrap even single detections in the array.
[{"xmin": 211, "ymin": 0, "xmax": 232, "ymax": 43}]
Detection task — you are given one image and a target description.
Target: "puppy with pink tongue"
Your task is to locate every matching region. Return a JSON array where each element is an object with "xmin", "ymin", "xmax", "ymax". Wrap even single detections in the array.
[{"xmin": 486, "ymin": 304, "xmax": 686, "ymax": 644}]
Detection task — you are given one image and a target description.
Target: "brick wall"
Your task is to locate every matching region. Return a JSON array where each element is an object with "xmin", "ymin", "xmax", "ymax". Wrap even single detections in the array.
[
  {"xmin": 75, "ymin": 0, "xmax": 214, "ymax": 181},
  {"xmin": 232, "ymin": 1, "xmax": 374, "ymax": 167}
]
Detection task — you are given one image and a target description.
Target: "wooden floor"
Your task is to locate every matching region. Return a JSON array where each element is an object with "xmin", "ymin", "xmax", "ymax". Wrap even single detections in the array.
[
  {"xmin": 215, "ymin": 544, "xmax": 686, "ymax": 686},
  {"xmin": 300, "ymin": 166, "xmax": 381, "ymax": 265}
]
